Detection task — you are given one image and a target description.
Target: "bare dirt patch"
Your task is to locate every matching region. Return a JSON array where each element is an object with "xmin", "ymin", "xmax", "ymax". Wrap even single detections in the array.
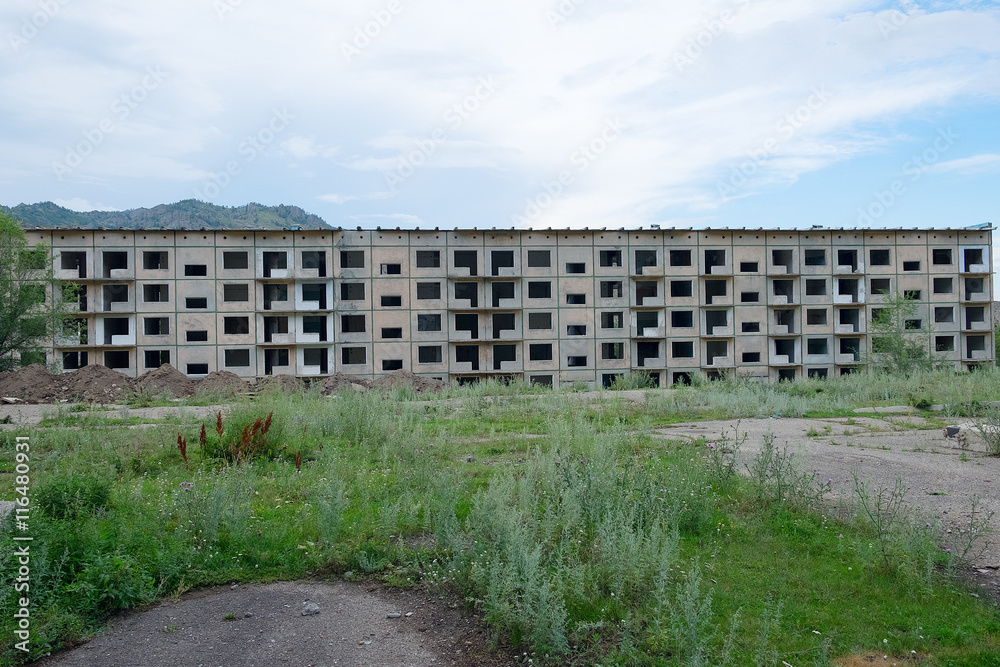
[{"xmin": 36, "ymin": 580, "xmax": 516, "ymax": 667}]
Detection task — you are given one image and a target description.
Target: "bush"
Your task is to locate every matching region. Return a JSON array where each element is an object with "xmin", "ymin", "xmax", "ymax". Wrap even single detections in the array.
[{"xmin": 35, "ymin": 474, "xmax": 111, "ymax": 520}]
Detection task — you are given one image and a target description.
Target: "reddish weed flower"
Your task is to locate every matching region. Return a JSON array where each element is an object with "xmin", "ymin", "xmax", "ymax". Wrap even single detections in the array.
[
  {"xmin": 199, "ymin": 423, "xmax": 207, "ymax": 449},
  {"xmin": 216, "ymin": 411, "xmax": 224, "ymax": 438}
]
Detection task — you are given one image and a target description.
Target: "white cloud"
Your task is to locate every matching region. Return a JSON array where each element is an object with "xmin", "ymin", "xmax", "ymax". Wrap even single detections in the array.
[
  {"xmin": 280, "ymin": 136, "xmax": 340, "ymax": 160},
  {"xmin": 317, "ymin": 191, "xmax": 395, "ymax": 204},
  {"xmin": 926, "ymin": 153, "xmax": 1000, "ymax": 175},
  {"xmin": 52, "ymin": 198, "xmax": 119, "ymax": 212}
]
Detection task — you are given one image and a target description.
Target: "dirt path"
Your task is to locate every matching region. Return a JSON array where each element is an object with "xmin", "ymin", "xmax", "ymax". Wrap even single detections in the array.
[
  {"xmin": 657, "ymin": 415, "xmax": 1000, "ymax": 577},
  {"xmin": 35, "ymin": 581, "xmax": 515, "ymax": 667}
]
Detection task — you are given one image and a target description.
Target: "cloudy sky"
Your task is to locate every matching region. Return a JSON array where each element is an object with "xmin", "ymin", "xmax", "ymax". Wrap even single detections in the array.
[{"xmin": 1, "ymin": 0, "xmax": 998, "ymax": 243}]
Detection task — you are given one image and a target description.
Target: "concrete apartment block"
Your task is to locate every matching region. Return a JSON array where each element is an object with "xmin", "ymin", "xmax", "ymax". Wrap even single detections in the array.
[{"xmin": 28, "ymin": 226, "xmax": 994, "ymax": 388}]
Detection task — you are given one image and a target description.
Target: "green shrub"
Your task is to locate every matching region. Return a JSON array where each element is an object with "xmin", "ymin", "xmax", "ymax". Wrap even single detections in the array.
[{"xmin": 35, "ymin": 474, "xmax": 111, "ymax": 520}]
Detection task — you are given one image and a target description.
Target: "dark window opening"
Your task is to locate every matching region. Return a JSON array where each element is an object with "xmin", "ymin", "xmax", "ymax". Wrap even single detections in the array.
[
  {"xmin": 932, "ymin": 248, "xmax": 952, "ymax": 265},
  {"xmin": 777, "ymin": 368, "xmax": 796, "ymax": 382},
  {"xmin": 225, "ymin": 349, "xmax": 251, "ymax": 367},
  {"xmin": 187, "ymin": 363, "xmax": 209, "ymax": 375},
  {"xmin": 527, "ymin": 250, "xmax": 550, "ymax": 268},
  {"xmin": 103, "ymin": 251, "xmax": 128, "ymax": 278},
  {"xmin": 935, "ymin": 336, "xmax": 955, "ymax": 352},
  {"xmin": 566, "ymin": 293, "xmax": 586, "ymax": 305},
  {"xmin": 223, "ymin": 251, "xmax": 249, "ymax": 270},
  {"xmin": 416, "ymin": 282, "xmax": 441, "ymax": 300},
  {"xmin": 104, "ymin": 351, "xmax": 129, "ymax": 369},
  {"xmin": 103, "ymin": 317, "xmax": 129, "ymax": 345},
  {"xmin": 600, "ymin": 250, "xmax": 622, "ymax": 267},
  {"xmin": 742, "ymin": 352, "xmax": 761, "ymax": 363},
  {"xmin": 144, "ymin": 350, "xmax": 170, "ymax": 369},
  {"xmin": 705, "ymin": 340, "xmax": 728, "ymax": 366},
  {"xmin": 341, "ymin": 282, "xmax": 365, "ymax": 301},
  {"xmin": 567, "ymin": 355, "xmax": 588, "ymax": 367},
  {"xmin": 184, "ymin": 264, "xmax": 207, "ymax": 277},
  {"xmin": 61, "ymin": 251, "xmax": 87, "ymax": 278},
  {"xmin": 775, "ymin": 309, "xmax": 795, "ymax": 333},
  {"xmin": 966, "ymin": 306, "xmax": 985, "ymax": 328},
  {"xmin": 636, "ymin": 341, "xmax": 659, "ymax": 367},
  {"xmin": 672, "ymin": 372, "xmax": 692, "ymax": 386},
  {"xmin": 705, "ymin": 279, "xmax": 727, "ymax": 304},
  {"xmin": 340, "ymin": 251, "xmax": 365, "ymax": 269},
  {"xmin": 772, "ymin": 279, "xmax": 793, "ymax": 303},
  {"xmin": 964, "ymin": 248, "xmax": 984, "ymax": 271},
  {"xmin": 380, "ymin": 263, "xmax": 402, "ymax": 275},
  {"xmin": 223, "ymin": 284, "xmax": 249, "ymax": 302},
  {"xmin": 772, "ymin": 249, "xmax": 794, "ymax": 271},
  {"xmin": 143, "ymin": 251, "xmax": 168, "ymax": 270},
  {"xmin": 601, "ymin": 280, "xmax": 623, "ymax": 298},
  {"xmin": 870, "ymin": 278, "xmax": 891, "ymax": 295},
  {"xmin": 527, "ymin": 312, "xmax": 552, "ymax": 330},
  {"xmin": 670, "ymin": 280, "xmax": 693, "ymax": 298},
  {"xmin": 705, "ymin": 310, "xmax": 727, "ymax": 336},
  {"xmin": 528, "ymin": 281, "xmax": 551, "ymax": 299},
  {"xmin": 342, "ymin": 347, "xmax": 366, "ymax": 365},
  {"xmin": 602, "ymin": 311, "xmax": 624, "ymax": 329},
  {"xmin": 839, "ymin": 308, "xmax": 860, "ymax": 332},
  {"xmin": 935, "ymin": 307, "xmax": 954, "ymax": 323},
  {"xmin": 705, "ymin": 249, "xmax": 726, "ymax": 273},
  {"xmin": 601, "ymin": 342, "xmax": 624, "ymax": 360},
  {"xmin": 774, "ymin": 338, "xmax": 795, "ymax": 363},
  {"xmin": 186, "ymin": 297, "xmax": 208, "ymax": 309},
  {"xmin": 807, "ymin": 338, "xmax": 829, "ymax": 355},
  {"xmin": 263, "ymin": 284, "xmax": 288, "ymax": 311},
  {"xmin": 381, "ymin": 327, "xmax": 403, "ymax": 339},
  {"xmin": 807, "ymin": 308, "xmax": 828, "ymax": 325},
  {"xmin": 530, "ymin": 343, "xmax": 553, "ymax": 361},
  {"xmin": 304, "ymin": 348, "xmax": 329, "ymax": 373},
  {"xmin": 418, "ymin": 314, "xmax": 442, "ymax": 332},
  {"xmin": 636, "ymin": 311, "xmax": 659, "ymax": 336},
  {"xmin": 672, "ymin": 341, "xmax": 694, "ymax": 358},
  {"xmin": 804, "ymin": 249, "xmax": 826, "ymax": 266},
  {"xmin": 740, "ymin": 291, "xmax": 759, "ymax": 303},
  {"xmin": 224, "ymin": 316, "xmax": 250, "ymax": 336},
  {"xmin": 567, "ymin": 325, "xmax": 587, "ymax": 336},
  {"xmin": 903, "ymin": 261, "xmax": 920, "ymax": 272},
  {"xmin": 837, "ymin": 249, "xmax": 858, "ymax": 271},
  {"xmin": 186, "ymin": 330, "xmax": 209, "ymax": 342},
  {"xmin": 838, "ymin": 278, "xmax": 859, "ymax": 302},
  {"xmin": 903, "ymin": 290, "xmax": 921, "ymax": 300},
  {"xmin": 839, "ymin": 337, "xmax": 861, "ymax": 361},
  {"xmin": 382, "ymin": 359, "xmax": 403, "ymax": 371},
  {"xmin": 62, "ymin": 351, "xmax": 88, "ymax": 370},
  {"xmin": 869, "ymin": 249, "xmax": 890, "ymax": 266},
  {"xmin": 531, "ymin": 374, "xmax": 553, "ymax": 387},
  {"xmin": 905, "ymin": 319, "xmax": 922, "ymax": 330},
  {"xmin": 143, "ymin": 317, "xmax": 169, "ymax": 336},
  {"xmin": 102, "ymin": 284, "xmax": 129, "ymax": 311},
  {"xmin": 634, "ymin": 250, "xmax": 657, "ymax": 273},
  {"xmin": 808, "ymin": 368, "xmax": 828, "ymax": 379},
  {"xmin": 739, "ymin": 261, "xmax": 758, "ymax": 272},
  {"xmin": 565, "ymin": 262, "xmax": 586, "ymax": 274},
  {"xmin": 302, "ymin": 283, "xmax": 327, "ymax": 309},
  {"xmin": 741, "ymin": 322, "xmax": 760, "ymax": 333},
  {"xmin": 416, "ymin": 250, "xmax": 440, "ymax": 268},
  {"xmin": 933, "ymin": 278, "xmax": 953, "ymax": 294},
  {"xmin": 381, "ymin": 295, "xmax": 402, "ymax": 307},
  {"xmin": 965, "ymin": 277, "xmax": 985, "ymax": 299},
  {"xmin": 418, "ymin": 346, "xmax": 442, "ymax": 364},
  {"xmin": 341, "ymin": 315, "xmax": 365, "ymax": 333},
  {"xmin": 805, "ymin": 279, "xmax": 827, "ymax": 296},
  {"xmin": 672, "ymin": 311, "xmax": 694, "ymax": 328},
  {"xmin": 263, "ymin": 349, "xmax": 290, "ymax": 376}
]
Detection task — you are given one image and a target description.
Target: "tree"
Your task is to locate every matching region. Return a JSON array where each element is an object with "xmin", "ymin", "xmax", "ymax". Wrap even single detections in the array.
[
  {"xmin": 866, "ymin": 290, "xmax": 941, "ymax": 375},
  {"xmin": 0, "ymin": 212, "xmax": 74, "ymax": 371}
]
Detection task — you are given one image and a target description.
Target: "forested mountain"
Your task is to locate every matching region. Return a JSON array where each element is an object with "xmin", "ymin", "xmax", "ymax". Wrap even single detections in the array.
[{"xmin": 2, "ymin": 200, "xmax": 332, "ymax": 230}]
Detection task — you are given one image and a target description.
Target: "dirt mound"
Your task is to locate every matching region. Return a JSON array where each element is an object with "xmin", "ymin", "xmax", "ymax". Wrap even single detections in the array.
[
  {"xmin": 197, "ymin": 370, "xmax": 251, "ymax": 395},
  {"xmin": 137, "ymin": 364, "xmax": 195, "ymax": 397},
  {"xmin": 57, "ymin": 365, "xmax": 136, "ymax": 403},
  {"xmin": 255, "ymin": 374, "xmax": 304, "ymax": 393},
  {"xmin": 319, "ymin": 372, "xmax": 373, "ymax": 394},
  {"xmin": 372, "ymin": 370, "xmax": 447, "ymax": 394},
  {"xmin": 0, "ymin": 364, "xmax": 57, "ymax": 403}
]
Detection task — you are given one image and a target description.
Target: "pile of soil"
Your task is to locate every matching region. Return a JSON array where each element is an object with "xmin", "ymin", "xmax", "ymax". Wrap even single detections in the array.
[
  {"xmin": 58, "ymin": 365, "xmax": 137, "ymax": 403},
  {"xmin": 371, "ymin": 370, "xmax": 447, "ymax": 394},
  {"xmin": 254, "ymin": 374, "xmax": 304, "ymax": 393},
  {"xmin": 319, "ymin": 372, "xmax": 373, "ymax": 394},
  {"xmin": 137, "ymin": 364, "xmax": 196, "ymax": 398},
  {"xmin": 197, "ymin": 370, "xmax": 250, "ymax": 396},
  {"xmin": 0, "ymin": 364, "xmax": 57, "ymax": 402}
]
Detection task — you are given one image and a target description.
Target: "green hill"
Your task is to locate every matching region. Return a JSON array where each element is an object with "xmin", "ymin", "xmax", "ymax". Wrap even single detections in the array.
[{"xmin": 1, "ymin": 200, "xmax": 334, "ymax": 230}]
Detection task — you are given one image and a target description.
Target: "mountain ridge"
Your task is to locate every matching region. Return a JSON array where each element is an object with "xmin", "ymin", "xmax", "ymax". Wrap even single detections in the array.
[{"xmin": 1, "ymin": 200, "xmax": 334, "ymax": 230}]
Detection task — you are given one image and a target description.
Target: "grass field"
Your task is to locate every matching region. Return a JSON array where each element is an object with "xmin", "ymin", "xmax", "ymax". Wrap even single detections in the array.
[{"xmin": 2, "ymin": 368, "xmax": 1000, "ymax": 665}]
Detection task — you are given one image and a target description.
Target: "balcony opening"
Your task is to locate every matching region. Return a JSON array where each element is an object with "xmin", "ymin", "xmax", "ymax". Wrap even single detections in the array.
[
  {"xmin": 964, "ymin": 248, "xmax": 984, "ymax": 271},
  {"xmin": 634, "ymin": 250, "xmax": 657, "ymax": 273},
  {"xmin": 455, "ymin": 313, "xmax": 479, "ymax": 339},
  {"xmin": 304, "ymin": 348, "xmax": 329, "ymax": 373},
  {"xmin": 774, "ymin": 338, "xmax": 795, "ymax": 363},
  {"xmin": 454, "ymin": 250, "xmax": 478, "ymax": 275},
  {"xmin": 839, "ymin": 337, "xmax": 860, "ymax": 361},
  {"xmin": 263, "ymin": 283, "xmax": 288, "ymax": 311},
  {"xmin": 492, "ymin": 312, "xmax": 515, "ymax": 338},
  {"xmin": 63, "ymin": 318, "xmax": 88, "ymax": 344},
  {"xmin": 772, "ymin": 280, "xmax": 793, "ymax": 303},
  {"xmin": 838, "ymin": 308, "xmax": 860, "ymax": 332},
  {"xmin": 705, "ymin": 310, "xmax": 728, "ymax": 335},
  {"xmin": 455, "ymin": 282, "xmax": 478, "ymax": 307},
  {"xmin": 493, "ymin": 344, "xmax": 516, "ymax": 370},
  {"xmin": 837, "ymin": 249, "xmax": 858, "ymax": 271},
  {"xmin": 302, "ymin": 283, "xmax": 327, "ymax": 309},
  {"xmin": 964, "ymin": 277, "xmax": 984, "ymax": 299},
  {"xmin": 705, "ymin": 340, "xmax": 728, "ymax": 366},
  {"xmin": 262, "ymin": 251, "xmax": 287, "ymax": 277},
  {"xmin": 492, "ymin": 281, "xmax": 515, "ymax": 306},
  {"xmin": 103, "ymin": 317, "xmax": 129, "ymax": 344},
  {"xmin": 774, "ymin": 309, "xmax": 795, "ymax": 333},
  {"xmin": 103, "ymin": 284, "xmax": 129, "ymax": 311},
  {"xmin": 61, "ymin": 251, "xmax": 87, "ymax": 278},
  {"xmin": 301, "ymin": 250, "xmax": 327, "ymax": 277},
  {"xmin": 772, "ymin": 249, "xmax": 794, "ymax": 272},
  {"xmin": 456, "ymin": 344, "xmax": 480, "ymax": 370},
  {"xmin": 263, "ymin": 316, "xmax": 289, "ymax": 342},
  {"xmin": 636, "ymin": 341, "xmax": 659, "ymax": 367},
  {"xmin": 838, "ymin": 278, "xmax": 859, "ymax": 302},
  {"xmin": 103, "ymin": 251, "xmax": 128, "ymax": 278},
  {"xmin": 263, "ymin": 348, "xmax": 290, "ymax": 375},
  {"xmin": 965, "ymin": 306, "xmax": 985, "ymax": 328},
  {"xmin": 704, "ymin": 279, "xmax": 726, "ymax": 304},
  {"xmin": 635, "ymin": 281, "xmax": 658, "ymax": 305},
  {"xmin": 636, "ymin": 311, "xmax": 659, "ymax": 336},
  {"xmin": 966, "ymin": 335, "xmax": 986, "ymax": 359},
  {"xmin": 705, "ymin": 249, "xmax": 726, "ymax": 273},
  {"xmin": 491, "ymin": 250, "xmax": 514, "ymax": 276}
]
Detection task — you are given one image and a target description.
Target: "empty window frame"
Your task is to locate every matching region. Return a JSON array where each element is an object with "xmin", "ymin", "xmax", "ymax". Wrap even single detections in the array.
[
  {"xmin": 869, "ymin": 249, "xmax": 890, "ymax": 266},
  {"xmin": 341, "ymin": 283, "xmax": 365, "ymax": 300},
  {"xmin": 566, "ymin": 293, "xmax": 586, "ymax": 305},
  {"xmin": 803, "ymin": 249, "xmax": 826, "ymax": 266},
  {"xmin": 805, "ymin": 279, "xmax": 827, "ymax": 296},
  {"xmin": 669, "ymin": 249, "xmax": 692, "ymax": 267},
  {"xmin": 223, "ymin": 284, "xmax": 249, "ymax": 302},
  {"xmin": 380, "ymin": 263, "xmax": 402, "ymax": 275},
  {"xmin": 527, "ymin": 250, "xmax": 550, "ymax": 268},
  {"xmin": 932, "ymin": 248, "xmax": 953, "ymax": 265},
  {"xmin": 416, "ymin": 282, "xmax": 441, "ymax": 300},
  {"xmin": 600, "ymin": 250, "xmax": 622, "ymax": 267},
  {"xmin": 601, "ymin": 311, "xmax": 624, "ymax": 329},
  {"xmin": 143, "ymin": 251, "xmax": 168, "ymax": 270},
  {"xmin": 529, "ymin": 343, "xmax": 553, "ymax": 361},
  {"xmin": 223, "ymin": 316, "xmax": 250, "ymax": 335},
  {"xmin": 600, "ymin": 281, "xmax": 623, "ymax": 298},
  {"xmin": 143, "ymin": 317, "xmax": 169, "ymax": 336},
  {"xmin": 601, "ymin": 342, "xmax": 625, "ymax": 360},
  {"xmin": 186, "ymin": 297, "xmax": 208, "ymax": 309},
  {"xmin": 340, "ymin": 251, "xmax": 365, "ymax": 269},
  {"xmin": 417, "ymin": 314, "xmax": 442, "ymax": 332},
  {"xmin": 143, "ymin": 284, "xmax": 168, "ymax": 302},
  {"xmin": 381, "ymin": 327, "xmax": 403, "ymax": 339},
  {"xmin": 566, "ymin": 325, "xmax": 587, "ymax": 336},
  {"xmin": 671, "ymin": 341, "xmax": 694, "ymax": 358},
  {"xmin": 381, "ymin": 295, "xmax": 402, "ymax": 307},
  {"xmin": 933, "ymin": 278, "xmax": 953, "ymax": 294},
  {"xmin": 527, "ymin": 281, "xmax": 552, "ymax": 299},
  {"xmin": 186, "ymin": 330, "xmax": 209, "ymax": 342},
  {"xmin": 670, "ymin": 280, "xmax": 693, "ymax": 298},
  {"xmin": 671, "ymin": 311, "xmax": 694, "ymax": 328},
  {"xmin": 415, "ymin": 250, "xmax": 440, "ymax": 268},
  {"xmin": 184, "ymin": 264, "xmax": 207, "ymax": 277},
  {"xmin": 342, "ymin": 347, "xmax": 367, "ymax": 365},
  {"xmin": 418, "ymin": 346, "xmax": 442, "ymax": 363},
  {"xmin": 301, "ymin": 251, "xmax": 327, "ymax": 276},
  {"xmin": 527, "ymin": 312, "xmax": 552, "ymax": 330},
  {"xmin": 565, "ymin": 262, "xmax": 586, "ymax": 274},
  {"xmin": 223, "ymin": 251, "xmax": 249, "ymax": 270},
  {"xmin": 341, "ymin": 315, "xmax": 366, "ymax": 333}
]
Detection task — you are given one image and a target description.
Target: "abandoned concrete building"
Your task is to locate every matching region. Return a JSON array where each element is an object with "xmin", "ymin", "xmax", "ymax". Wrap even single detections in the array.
[{"xmin": 28, "ymin": 226, "xmax": 994, "ymax": 387}]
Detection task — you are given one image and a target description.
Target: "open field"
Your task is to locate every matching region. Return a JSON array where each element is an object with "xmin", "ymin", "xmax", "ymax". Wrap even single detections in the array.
[{"xmin": 3, "ymin": 370, "xmax": 1000, "ymax": 666}]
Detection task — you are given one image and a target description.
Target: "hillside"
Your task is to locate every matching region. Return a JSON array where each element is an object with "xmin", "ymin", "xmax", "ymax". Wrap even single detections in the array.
[{"xmin": 1, "ymin": 200, "xmax": 333, "ymax": 230}]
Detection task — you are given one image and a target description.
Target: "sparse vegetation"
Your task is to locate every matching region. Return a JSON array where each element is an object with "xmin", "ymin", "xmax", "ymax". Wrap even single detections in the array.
[{"xmin": 1, "ymin": 376, "xmax": 999, "ymax": 665}]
